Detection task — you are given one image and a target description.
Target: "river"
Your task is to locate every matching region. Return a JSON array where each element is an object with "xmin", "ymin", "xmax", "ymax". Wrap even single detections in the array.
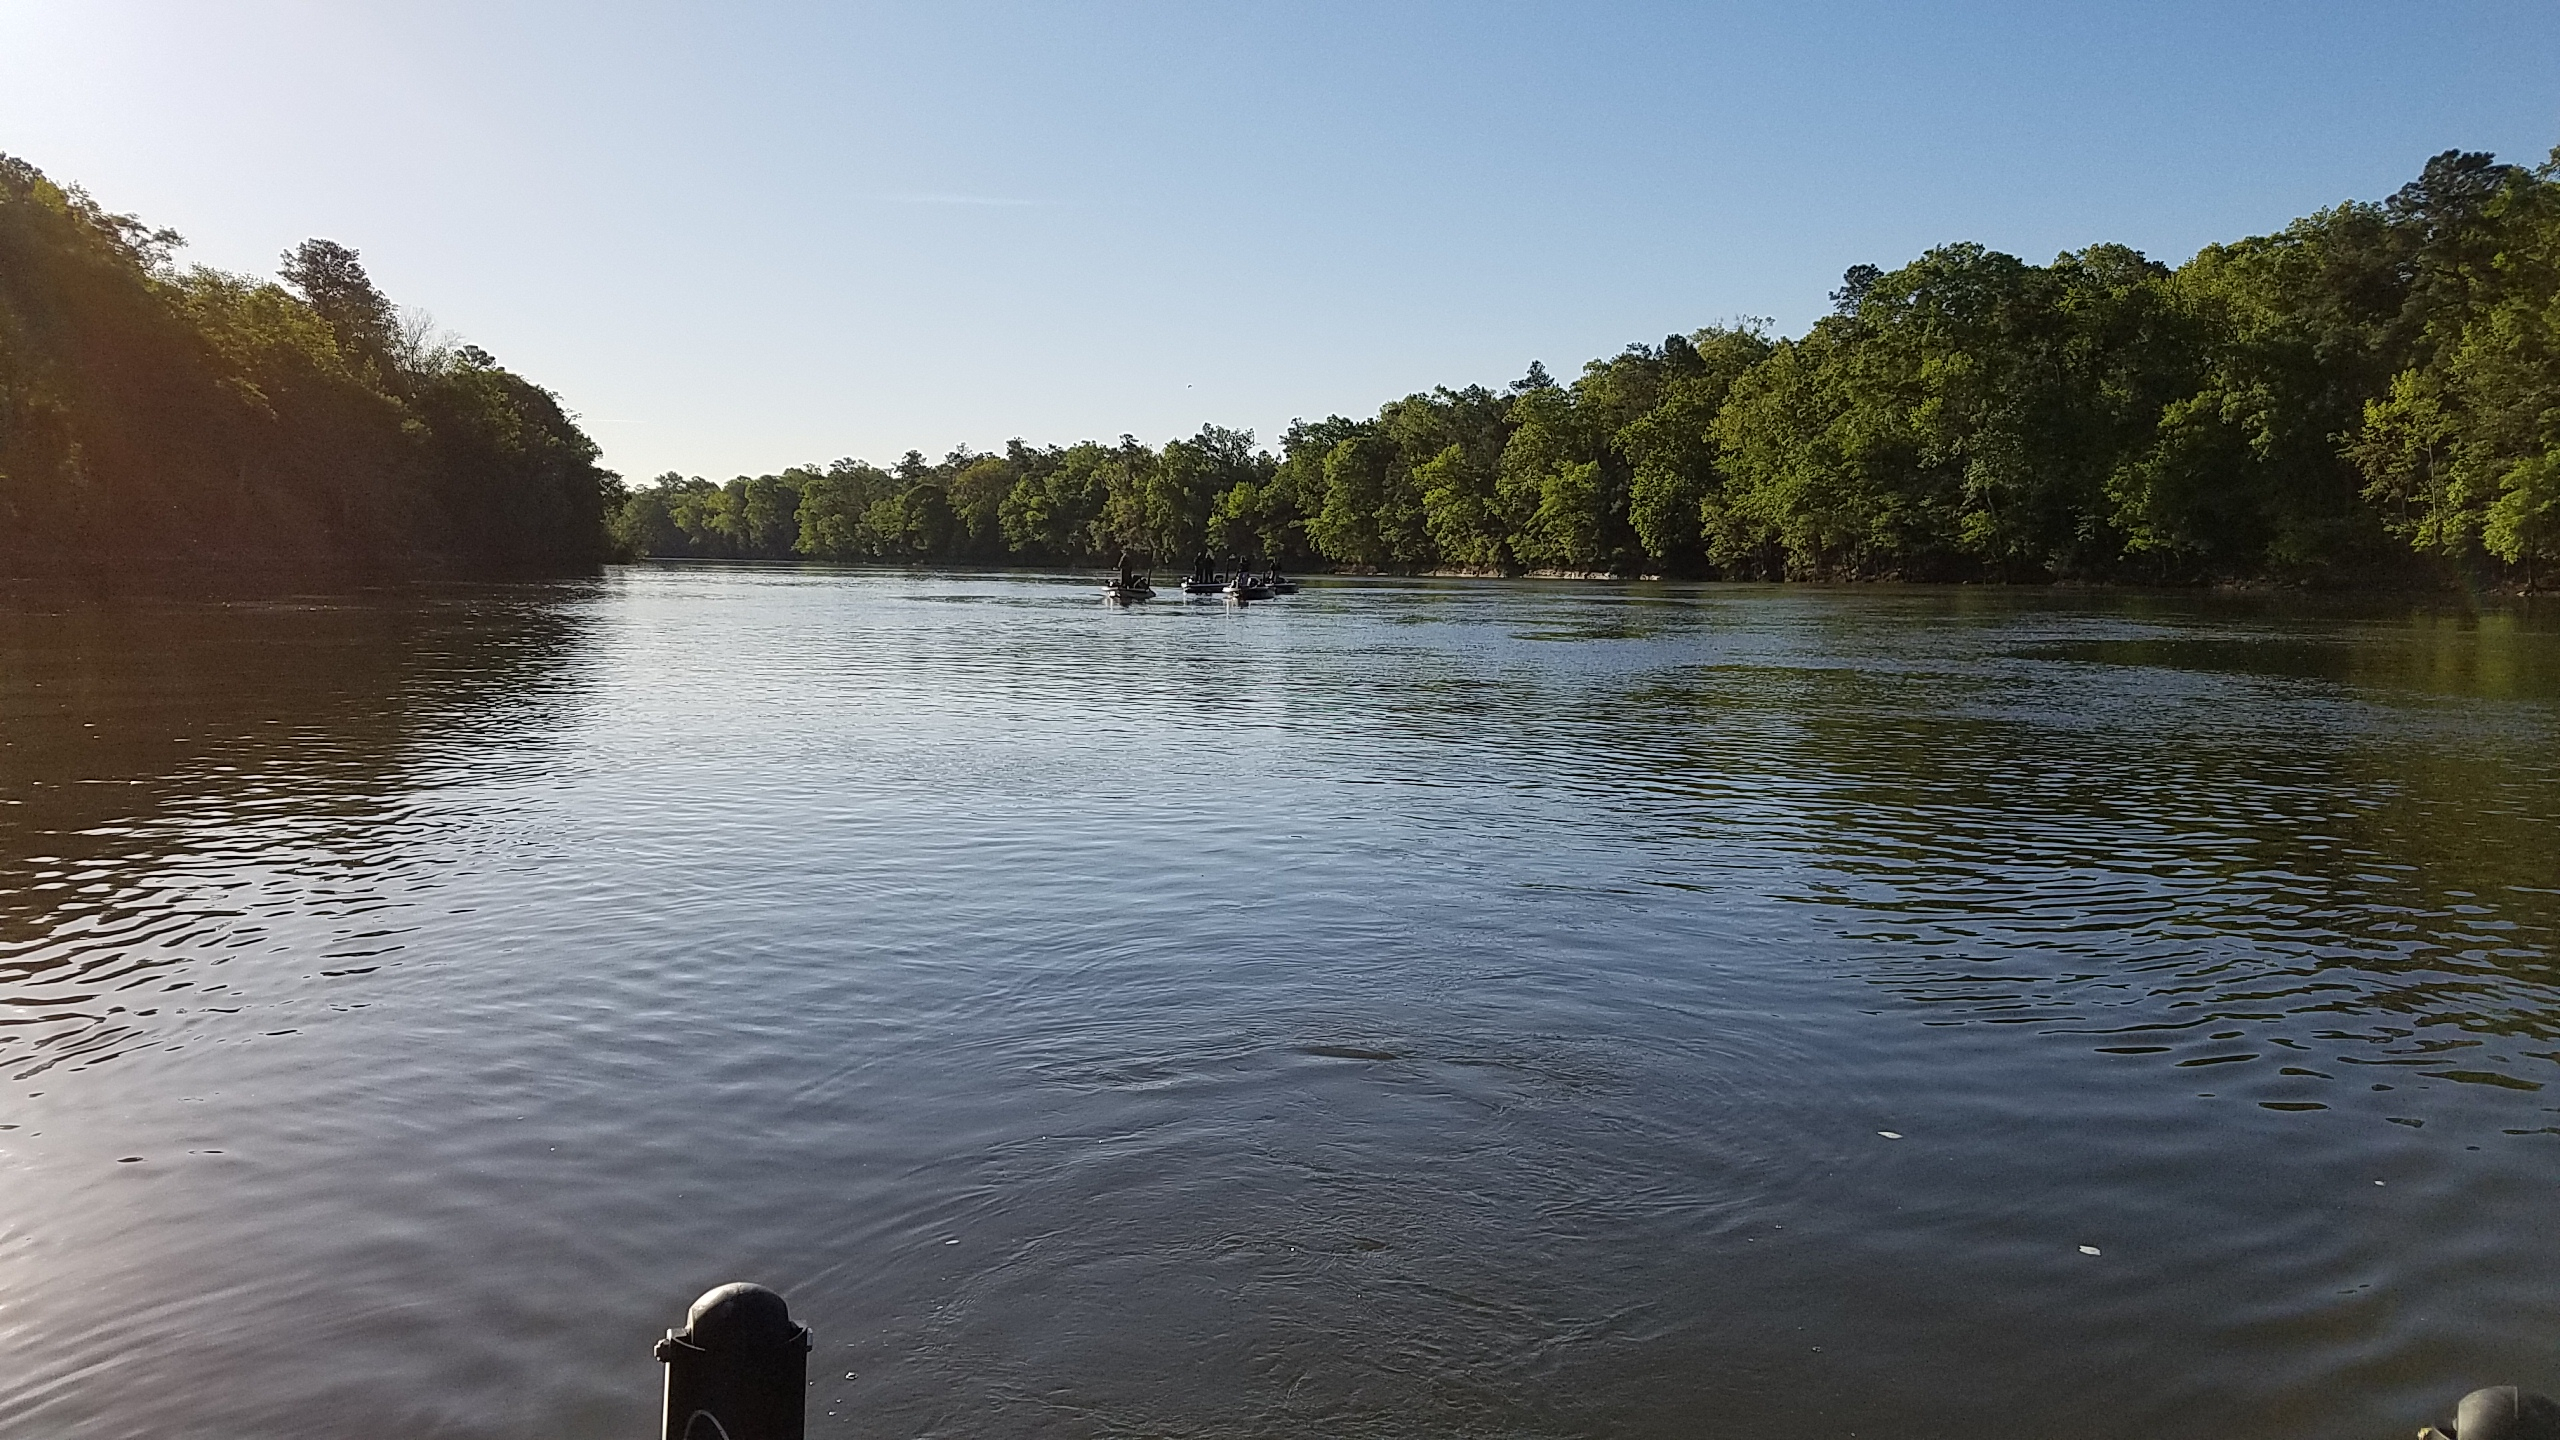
[{"xmin": 2, "ymin": 567, "xmax": 2555, "ymax": 1438}]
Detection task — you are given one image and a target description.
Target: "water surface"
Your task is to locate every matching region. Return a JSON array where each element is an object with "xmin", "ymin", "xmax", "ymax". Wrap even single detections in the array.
[{"xmin": 2, "ymin": 569, "xmax": 2555, "ymax": 1439}]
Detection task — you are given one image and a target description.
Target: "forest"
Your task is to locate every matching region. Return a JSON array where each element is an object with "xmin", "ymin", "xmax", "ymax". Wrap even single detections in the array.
[
  {"xmin": 621, "ymin": 146, "xmax": 2560, "ymax": 587},
  {"xmin": 4, "ymin": 147, "xmax": 2553, "ymax": 587},
  {"xmin": 0, "ymin": 155, "xmax": 615, "ymax": 580}
]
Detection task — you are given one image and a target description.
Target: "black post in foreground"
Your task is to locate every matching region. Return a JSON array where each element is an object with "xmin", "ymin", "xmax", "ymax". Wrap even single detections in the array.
[
  {"xmin": 2420, "ymin": 1387, "xmax": 2560, "ymax": 1440},
  {"xmin": 655, "ymin": 1283, "xmax": 812, "ymax": 1440}
]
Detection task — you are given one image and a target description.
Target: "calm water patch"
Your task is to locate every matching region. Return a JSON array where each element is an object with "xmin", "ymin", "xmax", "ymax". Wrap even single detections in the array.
[{"xmin": 1, "ymin": 569, "xmax": 2554, "ymax": 1438}]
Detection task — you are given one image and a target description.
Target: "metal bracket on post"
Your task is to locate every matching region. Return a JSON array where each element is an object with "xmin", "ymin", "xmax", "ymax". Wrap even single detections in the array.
[{"xmin": 655, "ymin": 1282, "xmax": 812, "ymax": 1440}]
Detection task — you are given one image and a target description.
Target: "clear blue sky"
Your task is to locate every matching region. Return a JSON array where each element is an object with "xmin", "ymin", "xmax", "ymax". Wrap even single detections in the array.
[{"xmin": 4, "ymin": 1, "xmax": 2556, "ymax": 482}]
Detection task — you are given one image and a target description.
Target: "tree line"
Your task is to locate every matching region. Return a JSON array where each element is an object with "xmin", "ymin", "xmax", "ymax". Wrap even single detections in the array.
[
  {"xmin": 0, "ymin": 155, "xmax": 615, "ymax": 580},
  {"xmin": 619, "ymin": 145, "xmax": 2559, "ymax": 586},
  {"xmin": 6, "ymin": 146, "xmax": 2550, "ymax": 587}
]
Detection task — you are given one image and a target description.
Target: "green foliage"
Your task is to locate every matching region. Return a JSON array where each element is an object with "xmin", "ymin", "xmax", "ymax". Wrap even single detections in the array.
[
  {"xmin": 590, "ymin": 142, "xmax": 2560, "ymax": 591},
  {"xmin": 2353, "ymin": 149, "xmax": 2560, "ymax": 574},
  {"xmin": 1621, "ymin": 326, "xmax": 1773, "ymax": 572},
  {"xmin": 1304, "ymin": 428, "xmax": 1393, "ymax": 568},
  {"xmin": 278, "ymin": 238, "xmax": 396, "ymax": 366},
  {"xmin": 1502, "ymin": 381, "xmax": 1619, "ymax": 572},
  {"xmin": 1711, "ymin": 332, "xmax": 1886, "ymax": 576},
  {"xmin": 17, "ymin": 144, "xmax": 2559, "ymax": 588},
  {"xmin": 0, "ymin": 154, "xmax": 615, "ymax": 579},
  {"xmin": 407, "ymin": 354, "xmax": 614, "ymax": 570},
  {"xmin": 686, "ymin": 134, "xmax": 2542, "ymax": 592},
  {"xmin": 1001, "ymin": 443, "xmax": 1109, "ymax": 560}
]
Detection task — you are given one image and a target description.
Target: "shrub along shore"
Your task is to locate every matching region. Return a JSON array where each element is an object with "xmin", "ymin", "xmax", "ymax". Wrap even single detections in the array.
[{"xmin": 6, "ymin": 148, "xmax": 2553, "ymax": 588}]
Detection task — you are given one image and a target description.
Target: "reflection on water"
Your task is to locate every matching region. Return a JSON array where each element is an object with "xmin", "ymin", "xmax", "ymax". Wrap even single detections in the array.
[
  {"xmin": 0, "ymin": 570, "xmax": 2554, "ymax": 1440},
  {"xmin": 0, "ymin": 589, "xmax": 592, "ymax": 1085}
]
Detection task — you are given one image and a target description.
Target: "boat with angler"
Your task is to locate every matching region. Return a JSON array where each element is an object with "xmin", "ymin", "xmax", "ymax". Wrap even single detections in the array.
[
  {"xmin": 1100, "ymin": 550, "xmax": 1296, "ymax": 602},
  {"xmin": 1178, "ymin": 553, "xmax": 1226, "ymax": 595},
  {"xmin": 1186, "ymin": 552, "xmax": 1289, "ymax": 601},
  {"xmin": 1102, "ymin": 554, "xmax": 1154, "ymax": 603}
]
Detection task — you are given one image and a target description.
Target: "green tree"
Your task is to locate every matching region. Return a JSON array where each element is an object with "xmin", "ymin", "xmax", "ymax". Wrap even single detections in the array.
[
  {"xmin": 796, "ymin": 460, "xmax": 895, "ymax": 559},
  {"xmin": 1305, "ymin": 427, "xmax": 1394, "ymax": 568},
  {"xmin": 278, "ymin": 238, "xmax": 396, "ymax": 364},
  {"xmin": 946, "ymin": 453, "xmax": 1016, "ymax": 558},
  {"xmin": 1, "ymin": 155, "xmax": 616, "ymax": 579},
  {"xmin": 2354, "ymin": 149, "xmax": 2560, "ymax": 574},
  {"xmin": 1500, "ymin": 382, "xmax": 1620, "ymax": 572},
  {"xmin": 1000, "ymin": 441, "xmax": 1111, "ymax": 561},
  {"xmin": 1620, "ymin": 325, "xmax": 1773, "ymax": 573}
]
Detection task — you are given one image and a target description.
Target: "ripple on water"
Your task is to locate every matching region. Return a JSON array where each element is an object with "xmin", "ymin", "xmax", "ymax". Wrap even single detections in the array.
[{"xmin": 0, "ymin": 574, "xmax": 2555, "ymax": 1439}]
